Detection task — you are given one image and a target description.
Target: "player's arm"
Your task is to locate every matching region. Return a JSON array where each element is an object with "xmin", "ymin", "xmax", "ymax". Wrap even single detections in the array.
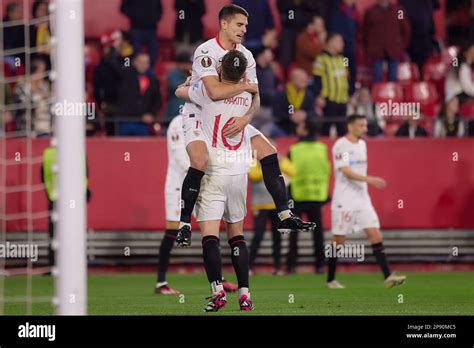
[
  {"xmin": 339, "ymin": 166, "xmax": 386, "ymax": 189},
  {"xmin": 175, "ymin": 86, "xmax": 191, "ymax": 102},
  {"xmin": 202, "ymin": 75, "xmax": 257, "ymax": 101},
  {"xmin": 223, "ymin": 92, "xmax": 260, "ymax": 138}
]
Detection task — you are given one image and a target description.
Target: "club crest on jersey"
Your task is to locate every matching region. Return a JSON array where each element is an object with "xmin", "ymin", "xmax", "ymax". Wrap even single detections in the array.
[{"xmin": 201, "ymin": 56, "xmax": 212, "ymax": 68}]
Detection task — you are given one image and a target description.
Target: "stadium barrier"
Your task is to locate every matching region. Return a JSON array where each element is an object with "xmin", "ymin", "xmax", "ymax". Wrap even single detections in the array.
[{"xmin": 1, "ymin": 137, "xmax": 474, "ymax": 232}]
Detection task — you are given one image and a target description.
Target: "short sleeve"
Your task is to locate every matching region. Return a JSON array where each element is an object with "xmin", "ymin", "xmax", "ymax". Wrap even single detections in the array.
[
  {"xmin": 332, "ymin": 142, "xmax": 350, "ymax": 170},
  {"xmin": 245, "ymin": 52, "xmax": 258, "ymax": 84},
  {"xmin": 193, "ymin": 47, "xmax": 219, "ymax": 79},
  {"xmin": 188, "ymin": 81, "xmax": 211, "ymax": 107}
]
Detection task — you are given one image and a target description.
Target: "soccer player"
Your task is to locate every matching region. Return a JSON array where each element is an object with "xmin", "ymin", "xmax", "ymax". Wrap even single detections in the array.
[
  {"xmin": 176, "ymin": 50, "xmax": 254, "ymax": 312},
  {"xmin": 175, "ymin": 4, "xmax": 316, "ymax": 248},
  {"xmin": 328, "ymin": 115, "xmax": 406, "ymax": 289},
  {"xmin": 156, "ymin": 114, "xmax": 238, "ymax": 294}
]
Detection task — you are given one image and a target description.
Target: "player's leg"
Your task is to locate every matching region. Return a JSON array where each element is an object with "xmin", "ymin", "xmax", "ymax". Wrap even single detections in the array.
[
  {"xmin": 327, "ymin": 210, "xmax": 352, "ymax": 288},
  {"xmin": 176, "ymin": 132, "xmax": 209, "ymax": 247},
  {"xmin": 199, "ymin": 220, "xmax": 227, "ymax": 312},
  {"xmin": 195, "ymin": 175, "xmax": 227, "ymax": 311},
  {"xmin": 224, "ymin": 174, "xmax": 254, "ymax": 310},
  {"xmin": 156, "ymin": 183, "xmax": 184, "ymax": 294},
  {"xmin": 365, "ymin": 227, "xmax": 406, "ymax": 288},
  {"xmin": 249, "ymin": 129, "xmax": 316, "ymax": 233},
  {"xmin": 155, "ymin": 220, "xmax": 181, "ymax": 295},
  {"xmin": 226, "ymin": 220, "xmax": 254, "ymax": 311},
  {"xmin": 326, "ymin": 235, "xmax": 346, "ymax": 288}
]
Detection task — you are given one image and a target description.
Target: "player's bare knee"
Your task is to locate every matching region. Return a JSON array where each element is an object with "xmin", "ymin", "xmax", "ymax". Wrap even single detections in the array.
[
  {"xmin": 252, "ymin": 135, "xmax": 276, "ymax": 160},
  {"xmin": 366, "ymin": 228, "xmax": 383, "ymax": 244},
  {"xmin": 191, "ymin": 156, "xmax": 208, "ymax": 171},
  {"xmin": 166, "ymin": 221, "xmax": 180, "ymax": 230},
  {"xmin": 332, "ymin": 235, "xmax": 346, "ymax": 245}
]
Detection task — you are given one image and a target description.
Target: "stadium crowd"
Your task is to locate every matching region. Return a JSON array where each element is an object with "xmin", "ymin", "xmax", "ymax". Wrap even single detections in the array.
[{"xmin": 2, "ymin": 0, "xmax": 474, "ymax": 138}]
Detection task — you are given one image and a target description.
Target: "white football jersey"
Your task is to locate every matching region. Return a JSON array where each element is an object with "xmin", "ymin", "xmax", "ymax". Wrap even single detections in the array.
[
  {"xmin": 182, "ymin": 35, "xmax": 257, "ymax": 116},
  {"xmin": 166, "ymin": 115, "xmax": 190, "ymax": 184},
  {"xmin": 189, "ymin": 81, "xmax": 252, "ymax": 176},
  {"xmin": 331, "ymin": 137, "xmax": 374, "ymax": 211}
]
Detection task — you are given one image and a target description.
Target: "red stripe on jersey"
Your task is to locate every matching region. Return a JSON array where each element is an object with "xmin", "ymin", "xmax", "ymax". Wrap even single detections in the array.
[
  {"xmin": 212, "ymin": 114, "xmax": 221, "ymax": 147},
  {"xmin": 215, "ymin": 34, "xmax": 236, "ymax": 51}
]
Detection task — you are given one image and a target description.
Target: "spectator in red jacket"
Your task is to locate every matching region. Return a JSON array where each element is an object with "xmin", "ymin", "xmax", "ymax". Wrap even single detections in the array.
[
  {"xmin": 115, "ymin": 52, "xmax": 162, "ymax": 136},
  {"xmin": 363, "ymin": 0, "xmax": 411, "ymax": 82},
  {"xmin": 294, "ymin": 15, "xmax": 326, "ymax": 77}
]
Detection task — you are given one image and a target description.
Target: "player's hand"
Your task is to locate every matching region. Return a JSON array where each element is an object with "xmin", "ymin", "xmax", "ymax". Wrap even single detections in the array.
[
  {"xmin": 223, "ymin": 115, "xmax": 250, "ymax": 138},
  {"xmin": 243, "ymin": 82, "xmax": 258, "ymax": 95},
  {"xmin": 367, "ymin": 176, "xmax": 386, "ymax": 189},
  {"xmin": 316, "ymin": 97, "xmax": 326, "ymax": 109},
  {"xmin": 141, "ymin": 113, "xmax": 155, "ymax": 124},
  {"xmin": 178, "ymin": 76, "xmax": 192, "ymax": 89}
]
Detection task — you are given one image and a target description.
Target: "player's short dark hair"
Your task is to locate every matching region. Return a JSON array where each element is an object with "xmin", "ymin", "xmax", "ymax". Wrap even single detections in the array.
[
  {"xmin": 302, "ymin": 119, "xmax": 318, "ymax": 139},
  {"xmin": 347, "ymin": 114, "xmax": 367, "ymax": 124},
  {"xmin": 221, "ymin": 50, "xmax": 248, "ymax": 83},
  {"xmin": 327, "ymin": 32, "xmax": 342, "ymax": 43},
  {"xmin": 218, "ymin": 4, "xmax": 249, "ymax": 22}
]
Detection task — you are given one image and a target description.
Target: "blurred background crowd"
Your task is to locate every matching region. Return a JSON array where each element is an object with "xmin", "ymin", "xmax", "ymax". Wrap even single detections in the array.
[{"xmin": 2, "ymin": 0, "xmax": 474, "ymax": 139}]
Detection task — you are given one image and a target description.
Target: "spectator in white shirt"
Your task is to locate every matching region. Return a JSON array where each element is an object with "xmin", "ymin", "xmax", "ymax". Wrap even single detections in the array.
[
  {"xmin": 445, "ymin": 43, "xmax": 474, "ymax": 103},
  {"xmin": 434, "ymin": 96, "xmax": 465, "ymax": 138}
]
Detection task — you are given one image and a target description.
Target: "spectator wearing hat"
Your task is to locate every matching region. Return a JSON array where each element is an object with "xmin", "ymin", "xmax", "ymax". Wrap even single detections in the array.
[{"xmin": 163, "ymin": 52, "xmax": 193, "ymax": 127}]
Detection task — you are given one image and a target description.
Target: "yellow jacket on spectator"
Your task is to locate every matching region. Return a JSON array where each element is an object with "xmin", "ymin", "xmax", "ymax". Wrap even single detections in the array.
[{"xmin": 249, "ymin": 157, "xmax": 296, "ymax": 211}]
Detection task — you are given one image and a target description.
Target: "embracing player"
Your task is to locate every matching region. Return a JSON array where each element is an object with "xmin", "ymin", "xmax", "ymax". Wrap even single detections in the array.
[
  {"xmin": 177, "ymin": 50, "xmax": 255, "ymax": 311},
  {"xmin": 327, "ymin": 114, "xmax": 406, "ymax": 289},
  {"xmin": 175, "ymin": 4, "xmax": 316, "ymax": 248},
  {"xmin": 155, "ymin": 114, "xmax": 238, "ymax": 295}
]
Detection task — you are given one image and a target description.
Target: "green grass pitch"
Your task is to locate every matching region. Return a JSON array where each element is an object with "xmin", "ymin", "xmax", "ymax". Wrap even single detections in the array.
[{"xmin": 3, "ymin": 272, "xmax": 473, "ymax": 315}]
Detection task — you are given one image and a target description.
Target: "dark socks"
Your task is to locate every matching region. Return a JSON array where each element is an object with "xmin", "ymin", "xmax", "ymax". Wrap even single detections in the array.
[
  {"xmin": 202, "ymin": 235, "xmax": 222, "ymax": 285},
  {"xmin": 228, "ymin": 235, "xmax": 250, "ymax": 288},
  {"xmin": 180, "ymin": 167, "xmax": 205, "ymax": 223},
  {"xmin": 260, "ymin": 154, "xmax": 289, "ymax": 213},
  {"xmin": 372, "ymin": 242, "xmax": 391, "ymax": 279},
  {"xmin": 157, "ymin": 229, "xmax": 177, "ymax": 283},
  {"xmin": 327, "ymin": 257, "xmax": 338, "ymax": 282}
]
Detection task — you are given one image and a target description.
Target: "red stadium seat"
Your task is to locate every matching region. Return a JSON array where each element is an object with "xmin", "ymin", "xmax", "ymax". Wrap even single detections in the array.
[
  {"xmin": 155, "ymin": 61, "xmax": 178, "ymax": 114},
  {"xmin": 423, "ymin": 57, "xmax": 448, "ymax": 82},
  {"xmin": 397, "ymin": 62, "xmax": 420, "ymax": 85},
  {"xmin": 459, "ymin": 101, "xmax": 474, "ymax": 119},
  {"xmin": 371, "ymin": 82, "xmax": 404, "ymax": 103},
  {"xmin": 404, "ymin": 82, "xmax": 440, "ymax": 117},
  {"xmin": 442, "ymin": 45, "xmax": 460, "ymax": 65}
]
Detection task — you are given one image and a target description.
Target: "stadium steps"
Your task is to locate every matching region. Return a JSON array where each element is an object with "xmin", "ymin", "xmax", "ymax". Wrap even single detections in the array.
[{"xmin": 3, "ymin": 230, "xmax": 474, "ymax": 267}]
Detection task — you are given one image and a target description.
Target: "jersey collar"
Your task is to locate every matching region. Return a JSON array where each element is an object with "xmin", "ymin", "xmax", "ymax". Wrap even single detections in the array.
[{"xmin": 215, "ymin": 34, "xmax": 237, "ymax": 51}]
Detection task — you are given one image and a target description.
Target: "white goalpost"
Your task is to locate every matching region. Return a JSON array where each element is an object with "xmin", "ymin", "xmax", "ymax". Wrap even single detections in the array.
[{"xmin": 53, "ymin": 0, "xmax": 87, "ymax": 315}]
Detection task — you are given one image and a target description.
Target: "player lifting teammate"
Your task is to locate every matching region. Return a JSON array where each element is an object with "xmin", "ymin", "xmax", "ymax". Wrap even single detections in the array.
[
  {"xmin": 328, "ymin": 115, "xmax": 406, "ymax": 289},
  {"xmin": 177, "ymin": 50, "xmax": 255, "ymax": 311},
  {"xmin": 175, "ymin": 4, "xmax": 316, "ymax": 248}
]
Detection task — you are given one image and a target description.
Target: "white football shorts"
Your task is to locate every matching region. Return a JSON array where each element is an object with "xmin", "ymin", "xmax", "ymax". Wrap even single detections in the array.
[
  {"xmin": 331, "ymin": 207, "xmax": 380, "ymax": 236},
  {"xmin": 195, "ymin": 174, "xmax": 248, "ymax": 223}
]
